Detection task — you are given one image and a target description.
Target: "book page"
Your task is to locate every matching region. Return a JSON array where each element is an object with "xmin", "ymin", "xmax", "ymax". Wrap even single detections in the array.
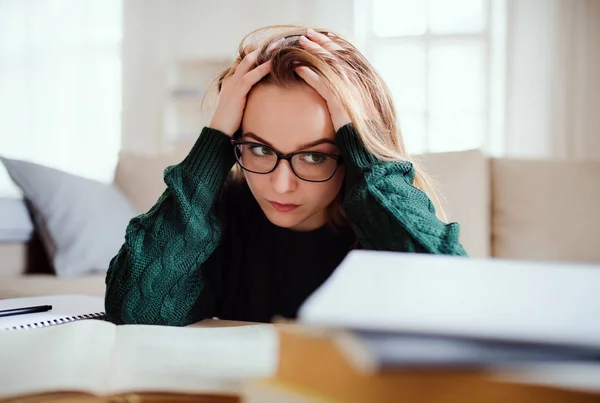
[
  {"xmin": 0, "ymin": 320, "xmax": 116, "ymax": 398},
  {"xmin": 106, "ymin": 323, "xmax": 279, "ymax": 395},
  {"xmin": 299, "ymin": 250, "xmax": 600, "ymax": 349},
  {"xmin": 492, "ymin": 363, "xmax": 600, "ymax": 393}
]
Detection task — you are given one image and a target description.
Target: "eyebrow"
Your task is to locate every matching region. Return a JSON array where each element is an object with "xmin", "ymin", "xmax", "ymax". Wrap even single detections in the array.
[{"xmin": 242, "ymin": 132, "xmax": 337, "ymax": 151}]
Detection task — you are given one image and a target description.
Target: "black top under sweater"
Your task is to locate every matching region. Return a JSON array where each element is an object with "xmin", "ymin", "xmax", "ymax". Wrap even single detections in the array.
[{"xmin": 194, "ymin": 180, "xmax": 357, "ymax": 323}]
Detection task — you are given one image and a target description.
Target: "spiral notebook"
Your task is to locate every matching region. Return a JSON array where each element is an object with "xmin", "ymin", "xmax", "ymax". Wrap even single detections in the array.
[{"xmin": 0, "ymin": 294, "xmax": 106, "ymax": 331}]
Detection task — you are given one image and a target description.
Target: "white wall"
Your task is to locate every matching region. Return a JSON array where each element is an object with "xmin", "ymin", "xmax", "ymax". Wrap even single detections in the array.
[{"xmin": 122, "ymin": 0, "xmax": 354, "ymax": 154}]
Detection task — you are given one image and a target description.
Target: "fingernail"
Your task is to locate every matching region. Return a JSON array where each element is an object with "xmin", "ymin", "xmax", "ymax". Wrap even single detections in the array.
[
  {"xmin": 299, "ymin": 35, "xmax": 308, "ymax": 42},
  {"xmin": 327, "ymin": 32, "xmax": 336, "ymax": 37},
  {"xmin": 307, "ymin": 28, "xmax": 317, "ymax": 36}
]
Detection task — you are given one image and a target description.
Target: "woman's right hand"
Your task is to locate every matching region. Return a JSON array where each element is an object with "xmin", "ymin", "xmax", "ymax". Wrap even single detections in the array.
[{"xmin": 209, "ymin": 49, "xmax": 272, "ymax": 137}]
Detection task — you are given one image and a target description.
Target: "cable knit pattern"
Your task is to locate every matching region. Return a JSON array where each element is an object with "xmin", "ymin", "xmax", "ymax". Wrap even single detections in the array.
[
  {"xmin": 105, "ymin": 124, "xmax": 466, "ymax": 326},
  {"xmin": 335, "ymin": 124, "xmax": 467, "ymax": 255},
  {"xmin": 104, "ymin": 127, "xmax": 235, "ymax": 325}
]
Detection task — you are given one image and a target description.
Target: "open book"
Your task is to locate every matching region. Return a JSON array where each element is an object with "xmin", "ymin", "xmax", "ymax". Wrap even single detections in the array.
[{"xmin": 0, "ymin": 319, "xmax": 278, "ymax": 400}]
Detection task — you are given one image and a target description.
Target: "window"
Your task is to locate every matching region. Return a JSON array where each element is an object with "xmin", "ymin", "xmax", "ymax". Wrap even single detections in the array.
[
  {"xmin": 0, "ymin": 0, "xmax": 122, "ymax": 197},
  {"xmin": 357, "ymin": 0, "xmax": 504, "ymax": 154}
]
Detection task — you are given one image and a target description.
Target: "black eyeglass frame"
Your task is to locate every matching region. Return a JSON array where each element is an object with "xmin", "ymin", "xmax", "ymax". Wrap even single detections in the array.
[{"xmin": 230, "ymin": 139, "xmax": 344, "ymax": 183}]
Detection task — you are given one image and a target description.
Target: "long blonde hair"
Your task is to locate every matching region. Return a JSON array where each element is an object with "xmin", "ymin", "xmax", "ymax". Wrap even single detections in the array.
[{"xmin": 211, "ymin": 25, "xmax": 446, "ymax": 225}]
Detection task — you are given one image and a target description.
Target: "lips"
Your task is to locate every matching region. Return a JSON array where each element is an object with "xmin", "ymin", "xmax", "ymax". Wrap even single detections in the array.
[{"xmin": 269, "ymin": 201, "xmax": 300, "ymax": 212}]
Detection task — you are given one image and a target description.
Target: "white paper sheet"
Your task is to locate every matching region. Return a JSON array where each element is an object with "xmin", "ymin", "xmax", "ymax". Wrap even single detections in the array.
[{"xmin": 0, "ymin": 295, "xmax": 105, "ymax": 330}]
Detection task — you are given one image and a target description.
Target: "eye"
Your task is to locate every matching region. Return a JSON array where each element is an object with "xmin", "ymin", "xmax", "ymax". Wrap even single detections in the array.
[
  {"xmin": 301, "ymin": 153, "xmax": 327, "ymax": 164},
  {"xmin": 249, "ymin": 145, "xmax": 273, "ymax": 157}
]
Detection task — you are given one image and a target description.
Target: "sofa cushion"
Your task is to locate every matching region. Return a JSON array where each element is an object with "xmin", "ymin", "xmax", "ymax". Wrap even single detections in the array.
[
  {"xmin": 0, "ymin": 157, "xmax": 138, "ymax": 277},
  {"xmin": 114, "ymin": 148, "xmax": 191, "ymax": 213},
  {"xmin": 0, "ymin": 238, "xmax": 50, "ymax": 277},
  {"xmin": 0, "ymin": 243, "xmax": 28, "ymax": 277},
  {"xmin": 415, "ymin": 150, "xmax": 490, "ymax": 258},
  {"xmin": 492, "ymin": 158, "xmax": 600, "ymax": 263}
]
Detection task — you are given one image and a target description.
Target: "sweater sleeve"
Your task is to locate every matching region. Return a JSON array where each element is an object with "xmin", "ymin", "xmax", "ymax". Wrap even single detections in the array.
[
  {"xmin": 336, "ymin": 124, "xmax": 467, "ymax": 256},
  {"xmin": 104, "ymin": 127, "xmax": 236, "ymax": 326}
]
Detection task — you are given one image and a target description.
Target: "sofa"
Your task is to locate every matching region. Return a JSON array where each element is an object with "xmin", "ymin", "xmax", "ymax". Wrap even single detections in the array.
[{"xmin": 1, "ymin": 147, "xmax": 599, "ymax": 300}]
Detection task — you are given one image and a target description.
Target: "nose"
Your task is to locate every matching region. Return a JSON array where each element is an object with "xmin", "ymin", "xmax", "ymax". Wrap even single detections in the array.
[{"xmin": 270, "ymin": 160, "xmax": 298, "ymax": 194}]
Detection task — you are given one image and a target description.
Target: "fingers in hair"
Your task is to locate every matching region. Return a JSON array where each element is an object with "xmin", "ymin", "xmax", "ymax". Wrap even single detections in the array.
[
  {"xmin": 240, "ymin": 59, "xmax": 272, "ymax": 92},
  {"xmin": 306, "ymin": 28, "xmax": 343, "ymax": 51},
  {"xmin": 295, "ymin": 66, "xmax": 330, "ymax": 101},
  {"xmin": 234, "ymin": 49, "xmax": 260, "ymax": 79}
]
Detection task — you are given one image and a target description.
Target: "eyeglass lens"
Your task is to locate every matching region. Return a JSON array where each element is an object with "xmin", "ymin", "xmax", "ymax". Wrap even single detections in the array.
[{"xmin": 234, "ymin": 143, "xmax": 338, "ymax": 181}]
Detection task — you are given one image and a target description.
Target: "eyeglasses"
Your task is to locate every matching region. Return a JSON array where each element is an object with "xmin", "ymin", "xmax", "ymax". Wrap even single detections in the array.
[{"xmin": 231, "ymin": 140, "xmax": 343, "ymax": 182}]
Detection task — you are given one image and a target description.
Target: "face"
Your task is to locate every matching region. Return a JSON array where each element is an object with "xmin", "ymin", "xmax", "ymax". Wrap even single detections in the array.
[{"xmin": 240, "ymin": 83, "xmax": 345, "ymax": 231}]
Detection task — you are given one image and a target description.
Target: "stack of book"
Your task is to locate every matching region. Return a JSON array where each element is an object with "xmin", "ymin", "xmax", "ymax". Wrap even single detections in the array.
[{"xmin": 244, "ymin": 250, "xmax": 600, "ymax": 402}]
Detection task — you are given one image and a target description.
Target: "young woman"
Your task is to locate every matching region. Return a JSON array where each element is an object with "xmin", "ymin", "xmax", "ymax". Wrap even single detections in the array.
[{"xmin": 105, "ymin": 26, "xmax": 467, "ymax": 326}]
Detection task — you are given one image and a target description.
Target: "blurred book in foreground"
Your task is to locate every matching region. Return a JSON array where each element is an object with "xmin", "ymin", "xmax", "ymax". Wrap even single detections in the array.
[
  {"xmin": 299, "ymin": 250, "xmax": 600, "ymax": 361},
  {"xmin": 300, "ymin": 250, "xmax": 600, "ymax": 350},
  {"xmin": 335, "ymin": 329, "xmax": 600, "ymax": 373},
  {"xmin": 244, "ymin": 327, "xmax": 600, "ymax": 403},
  {"xmin": 256, "ymin": 250, "xmax": 600, "ymax": 401},
  {"xmin": 0, "ymin": 320, "xmax": 278, "ymax": 401}
]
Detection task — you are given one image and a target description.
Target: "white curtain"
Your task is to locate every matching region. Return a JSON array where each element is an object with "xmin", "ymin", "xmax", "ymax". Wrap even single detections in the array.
[
  {"xmin": 0, "ymin": 0, "xmax": 122, "ymax": 197},
  {"xmin": 505, "ymin": 0, "xmax": 600, "ymax": 160},
  {"xmin": 551, "ymin": 0, "xmax": 600, "ymax": 160}
]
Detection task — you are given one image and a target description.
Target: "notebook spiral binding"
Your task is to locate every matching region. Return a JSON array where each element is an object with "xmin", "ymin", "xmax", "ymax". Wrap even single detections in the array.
[{"xmin": 4, "ymin": 312, "xmax": 106, "ymax": 331}]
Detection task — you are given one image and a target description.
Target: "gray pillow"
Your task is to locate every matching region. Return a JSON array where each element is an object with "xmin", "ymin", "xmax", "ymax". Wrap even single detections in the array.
[{"xmin": 0, "ymin": 157, "xmax": 137, "ymax": 277}]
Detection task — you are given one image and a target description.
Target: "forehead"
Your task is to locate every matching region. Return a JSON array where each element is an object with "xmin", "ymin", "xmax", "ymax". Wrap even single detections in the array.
[{"xmin": 241, "ymin": 83, "xmax": 336, "ymax": 152}]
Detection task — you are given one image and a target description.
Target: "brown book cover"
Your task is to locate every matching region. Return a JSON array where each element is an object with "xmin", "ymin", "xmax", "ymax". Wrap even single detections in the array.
[
  {"xmin": 270, "ymin": 327, "xmax": 600, "ymax": 403},
  {"xmin": 1, "ymin": 392, "xmax": 238, "ymax": 403}
]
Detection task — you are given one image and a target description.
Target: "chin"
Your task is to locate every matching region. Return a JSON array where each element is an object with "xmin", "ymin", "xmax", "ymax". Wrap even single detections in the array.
[{"xmin": 263, "ymin": 210, "xmax": 304, "ymax": 229}]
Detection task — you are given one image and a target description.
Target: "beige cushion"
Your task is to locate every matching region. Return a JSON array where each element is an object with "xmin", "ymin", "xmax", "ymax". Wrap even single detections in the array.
[
  {"xmin": 492, "ymin": 158, "xmax": 600, "ymax": 263},
  {"xmin": 113, "ymin": 148, "xmax": 191, "ymax": 213},
  {"xmin": 0, "ymin": 274, "xmax": 106, "ymax": 300},
  {"xmin": 0, "ymin": 240, "xmax": 50, "ymax": 277},
  {"xmin": 0, "ymin": 243, "xmax": 28, "ymax": 276},
  {"xmin": 416, "ymin": 150, "xmax": 491, "ymax": 258}
]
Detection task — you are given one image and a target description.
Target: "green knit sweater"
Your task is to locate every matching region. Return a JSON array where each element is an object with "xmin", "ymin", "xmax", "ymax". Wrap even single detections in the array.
[{"xmin": 105, "ymin": 124, "xmax": 467, "ymax": 325}]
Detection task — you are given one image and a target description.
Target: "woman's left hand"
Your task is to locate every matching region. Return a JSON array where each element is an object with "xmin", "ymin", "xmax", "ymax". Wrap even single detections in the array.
[{"xmin": 295, "ymin": 29, "xmax": 358, "ymax": 132}]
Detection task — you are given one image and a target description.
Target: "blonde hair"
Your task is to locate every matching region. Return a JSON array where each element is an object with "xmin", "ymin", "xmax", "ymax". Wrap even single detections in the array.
[{"xmin": 211, "ymin": 25, "xmax": 446, "ymax": 226}]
